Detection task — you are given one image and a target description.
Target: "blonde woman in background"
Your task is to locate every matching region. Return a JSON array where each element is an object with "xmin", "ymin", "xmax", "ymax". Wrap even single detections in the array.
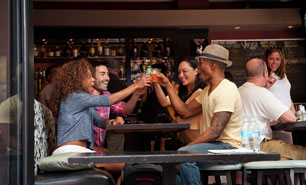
[{"xmin": 264, "ymin": 46, "xmax": 296, "ymax": 144}]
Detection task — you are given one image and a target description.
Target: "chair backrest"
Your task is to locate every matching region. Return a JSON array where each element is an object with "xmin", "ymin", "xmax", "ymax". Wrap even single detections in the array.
[{"xmin": 34, "ymin": 100, "xmax": 48, "ymax": 176}]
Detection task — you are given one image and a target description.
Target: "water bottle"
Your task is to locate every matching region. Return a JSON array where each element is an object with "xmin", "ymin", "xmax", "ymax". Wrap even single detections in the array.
[
  {"xmin": 248, "ymin": 117, "xmax": 260, "ymax": 152},
  {"xmin": 241, "ymin": 118, "xmax": 250, "ymax": 149}
]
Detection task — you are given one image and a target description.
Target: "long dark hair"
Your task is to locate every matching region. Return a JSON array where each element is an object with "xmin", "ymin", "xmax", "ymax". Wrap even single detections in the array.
[{"xmin": 178, "ymin": 57, "xmax": 205, "ymax": 102}]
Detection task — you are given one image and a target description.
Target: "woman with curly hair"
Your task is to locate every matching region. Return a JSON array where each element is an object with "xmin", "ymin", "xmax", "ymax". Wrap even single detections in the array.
[{"xmin": 50, "ymin": 58, "xmax": 151, "ymax": 178}]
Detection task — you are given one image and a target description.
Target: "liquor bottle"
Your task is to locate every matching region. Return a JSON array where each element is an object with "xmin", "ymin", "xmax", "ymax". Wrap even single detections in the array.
[
  {"xmin": 164, "ymin": 39, "xmax": 172, "ymax": 57},
  {"xmin": 34, "ymin": 44, "xmax": 38, "ymax": 57},
  {"xmin": 97, "ymin": 42, "xmax": 103, "ymax": 56},
  {"xmin": 153, "ymin": 42, "xmax": 162, "ymax": 58},
  {"xmin": 141, "ymin": 60, "xmax": 146, "ymax": 73},
  {"xmin": 64, "ymin": 42, "xmax": 72, "ymax": 57},
  {"xmin": 89, "ymin": 40, "xmax": 95, "ymax": 57},
  {"xmin": 80, "ymin": 40, "xmax": 88, "ymax": 57},
  {"xmin": 140, "ymin": 42, "xmax": 149, "ymax": 59},
  {"xmin": 48, "ymin": 47, "xmax": 55, "ymax": 57},
  {"xmin": 117, "ymin": 44, "xmax": 124, "ymax": 56},
  {"xmin": 72, "ymin": 47, "xmax": 78, "ymax": 58},
  {"xmin": 119, "ymin": 64, "xmax": 124, "ymax": 78},
  {"xmin": 104, "ymin": 40, "xmax": 110, "ymax": 56},
  {"xmin": 55, "ymin": 44, "xmax": 61, "ymax": 57},
  {"xmin": 132, "ymin": 39, "xmax": 138, "ymax": 59},
  {"xmin": 40, "ymin": 45, "xmax": 47, "ymax": 58}
]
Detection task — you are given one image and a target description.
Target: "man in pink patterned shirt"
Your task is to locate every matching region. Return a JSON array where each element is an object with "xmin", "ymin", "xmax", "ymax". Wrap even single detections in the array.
[{"xmin": 91, "ymin": 60, "xmax": 145, "ymax": 151}]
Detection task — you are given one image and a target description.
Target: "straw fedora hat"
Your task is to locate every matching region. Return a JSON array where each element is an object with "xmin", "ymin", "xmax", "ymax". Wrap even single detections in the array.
[{"xmin": 196, "ymin": 44, "xmax": 232, "ymax": 67}]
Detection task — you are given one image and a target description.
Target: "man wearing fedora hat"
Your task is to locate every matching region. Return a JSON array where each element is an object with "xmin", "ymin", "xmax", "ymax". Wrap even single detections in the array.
[{"xmin": 156, "ymin": 44, "xmax": 242, "ymax": 185}]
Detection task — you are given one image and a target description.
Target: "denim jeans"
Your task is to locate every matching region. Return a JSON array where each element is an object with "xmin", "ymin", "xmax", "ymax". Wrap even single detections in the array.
[{"xmin": 177, "ymin": 141, "xmax": 237, "ymax": 185}]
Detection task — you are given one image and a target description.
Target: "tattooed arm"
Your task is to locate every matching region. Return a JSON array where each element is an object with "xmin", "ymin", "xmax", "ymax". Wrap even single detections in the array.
[{"xmin": 187, "ymin": 112, "xmax": 232, "ymax": 146}]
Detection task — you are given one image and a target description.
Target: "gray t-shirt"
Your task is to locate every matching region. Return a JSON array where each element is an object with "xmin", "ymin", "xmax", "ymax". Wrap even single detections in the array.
[{"xmin": 57, "ymin": 92, "xmax": 110, "ymax": 149}]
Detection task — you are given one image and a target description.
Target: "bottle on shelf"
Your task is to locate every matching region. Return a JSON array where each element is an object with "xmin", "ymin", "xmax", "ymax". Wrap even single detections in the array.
[
  {"xmin": 89, "ymin": 39, "xmax": 96, "ymax": 57},
  {"xmin": 72, "ymin": 46, "xmax": 79, "ymax": 58},
  {"xmin": 39, "ymin": 45, "xmax": 47, "ymax": 58},
  {"xmin": 164, "ymin": 38, "xmax": 172, "ymax": 57},
  {"xmin": 104, "ymin": 40, "xmax": 110, "ymax": 56},
  {"xmin": 119, "ymin": 64, "xmax": 125, "ymax": 78},
  {"xmin": 140, "ymin": 42, "xmax": 149, "ymax": 60},
  {"xmin": 55, "ymin": 44, "xmax": 61, "ymax": 57},
  {"xmin": 48, "ymin": 47, "xmax": 55, "ymax": 57},
  {"xmin": 97, "ymin": 41, "xmax": 103, "ymax": 56},
  {"xmin": 79, "ymin": 40, "xmax": 87, "ymax": 57},
  {"xmin": 34, "ymin": 44, "xmax": 38, "ymax": 57},
  {"xmin": 117, "ymin": 42, "xmax": 124, "ymax": 56},
  {"xmin": 64, "ymin": 42, "xmax": 72, "ymax": 58},
  {"xmin": 153, "ymin": 41, "xmax": 162, "ymax": 58},
  {"xmin": 132, "ymin": 39, "xmax": 138, "ymax": 59},
  {"xmin": 111, "ymin": 46, "xmax": 117, "ymax": 57}
]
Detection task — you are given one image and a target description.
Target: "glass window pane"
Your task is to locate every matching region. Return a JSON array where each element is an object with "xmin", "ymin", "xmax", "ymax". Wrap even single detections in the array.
[{"xmin": 0, "ymin": 0, "xmax": 23, "ymax": 184}]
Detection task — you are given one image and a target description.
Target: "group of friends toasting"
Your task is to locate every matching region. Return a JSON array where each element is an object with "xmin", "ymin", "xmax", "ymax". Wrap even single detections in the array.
[{"xmin": 45, "ymin": 43, "xmax": 306, "ymax": 185}]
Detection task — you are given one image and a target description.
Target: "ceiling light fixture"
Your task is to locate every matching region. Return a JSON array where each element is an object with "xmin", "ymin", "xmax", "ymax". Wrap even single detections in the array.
[
  {"xmin": 234, "ymin": 26, "xmax": 240, "ymax": 30},
  {"xmin": 288, "ymin": 25, "xmax": 294, "ymax": 29}
]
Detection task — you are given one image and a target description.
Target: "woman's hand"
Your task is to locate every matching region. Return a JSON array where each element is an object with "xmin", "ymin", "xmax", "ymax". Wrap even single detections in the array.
[
  {"xmin": 265, "ymin": 72, "xmax": 277, "ymax": 89},
  {"xmin": 112, "ymin": 116, "xmax": 125, "ymax": 125},
  {"xmin": 135, "ymin": 76, "xmax": 151, "ymax": 89},
  {"xmin": 156, "ymin": 72, "xmax": 171, "ymax": 87}
]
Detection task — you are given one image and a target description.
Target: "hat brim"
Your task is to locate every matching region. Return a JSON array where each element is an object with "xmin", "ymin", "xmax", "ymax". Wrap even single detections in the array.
[{"xmin": 196, "ymin": 56, "xmax": 232, "ymax": 67}]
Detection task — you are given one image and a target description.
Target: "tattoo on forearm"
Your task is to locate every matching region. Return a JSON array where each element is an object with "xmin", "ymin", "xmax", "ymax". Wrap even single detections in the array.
[{"xmin": 209, "ymin": 112, "xmax": 231, "ymax": 139}]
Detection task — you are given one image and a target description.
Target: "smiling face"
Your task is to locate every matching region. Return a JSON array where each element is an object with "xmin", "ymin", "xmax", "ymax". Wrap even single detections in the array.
[
  {"xmin": 82, "ymin": 69, "xmax": 95, "ymax": 93},
  {"xmin": 178, "ymin": 61, "xmax": 198, "ymax": 87},
  {"xmin": 267, "ymin": 51, "xmax": 281, "ymax": 73},
  {"xmin": 93, "ymin": 65, "xmax": 110, "ymax": 92}
]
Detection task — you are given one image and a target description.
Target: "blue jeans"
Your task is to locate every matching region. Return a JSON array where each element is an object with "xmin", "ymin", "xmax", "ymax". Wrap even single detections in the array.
[{"xmin": 177, "ymin": 141, "xmax": 237, "ymax": 185}]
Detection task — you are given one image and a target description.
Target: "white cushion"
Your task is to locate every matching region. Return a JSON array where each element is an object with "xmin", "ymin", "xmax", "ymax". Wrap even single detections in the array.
[
  {"xmin": 38, "ymin": 152, "xmax": 95, "ymax": 172},
  {"xmin": 244, "ymin": 160, "xmax": 306, "ymax": 169},
  {"xmin": 201, "ymin": 163, "xmax": 242, "ymax": 171}
]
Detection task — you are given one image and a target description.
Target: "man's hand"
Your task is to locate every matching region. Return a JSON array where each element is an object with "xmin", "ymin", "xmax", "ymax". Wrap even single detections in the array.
[
  {"xmin": 135, "ymin": 76, "xmax": 151, "ymax": 89},
  {"xmin": 135, "ymin": 87, "xmax": 147, "ymax": 96},
  {"xmin": 156, "ymin": 73, "xmax": 171, "ymax": 87}
]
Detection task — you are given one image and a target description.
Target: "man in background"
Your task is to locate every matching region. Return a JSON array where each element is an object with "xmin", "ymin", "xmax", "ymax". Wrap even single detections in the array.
[
  {"xmin": 239, "ymin": 57, "xmax": 306, "ymax": 160},
  {"xmin": 105, "ymin": 58, "xmax": 127, "ymax": 94},
  {"xmin": 39, "ymin": 65, "xmax": 59, "ymax": 109}
]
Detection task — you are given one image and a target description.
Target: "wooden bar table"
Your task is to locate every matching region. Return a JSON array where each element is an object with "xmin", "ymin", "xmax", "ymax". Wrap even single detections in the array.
[
  {"xmin": 271, "ymin": 121, "xmax": 306, "ymax": 131},
  {"xmin": 68, "ymin": 150, "xmax": 280, "ymax": 185},
  {"xmin": 106, "ymin": 123, "xmax": 190, "ymax": 133}
]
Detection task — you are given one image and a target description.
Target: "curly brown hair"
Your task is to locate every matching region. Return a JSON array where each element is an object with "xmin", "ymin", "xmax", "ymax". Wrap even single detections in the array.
[{"xmin": 50, "ymin": 58, "xmax": 93, "ymax": 116}]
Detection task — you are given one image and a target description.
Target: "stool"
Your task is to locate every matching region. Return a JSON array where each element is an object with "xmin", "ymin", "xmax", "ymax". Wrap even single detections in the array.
[
  {"xmin": 35, "ymin": 168, "xmax": 115, "ymax": 185},
  {"xmin": 243, "ymin": 160, "xmax": 306, "ymax": 185},
  {"xmin": 200, "ymin": 163, "xmax": 242, "ymax": 185}
]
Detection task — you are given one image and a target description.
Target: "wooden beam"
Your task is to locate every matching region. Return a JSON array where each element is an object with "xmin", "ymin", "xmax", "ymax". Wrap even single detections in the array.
[
  {"xmin": 33, "ymin": 1, "xmax": 177, "ymax": 10},
  {"xmin": 177, "ymin": 0, "xmax": 208, "ymax": 9}
]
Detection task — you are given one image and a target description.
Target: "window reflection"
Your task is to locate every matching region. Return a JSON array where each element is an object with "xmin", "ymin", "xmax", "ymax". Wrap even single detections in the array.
[{"xmin": 0, "ymin": 0, "xmax": 23, "ymax": 184}]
